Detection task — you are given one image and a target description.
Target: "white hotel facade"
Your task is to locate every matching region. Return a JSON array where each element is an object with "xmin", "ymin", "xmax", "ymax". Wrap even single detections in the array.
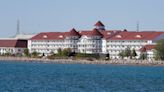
[{"xmin": 28, "ymin": 21, "xmax": 164, "ymax": 59}]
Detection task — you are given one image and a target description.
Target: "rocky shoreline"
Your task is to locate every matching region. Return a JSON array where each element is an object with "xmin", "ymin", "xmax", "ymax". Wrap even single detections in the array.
[{"xmin": 0, "ymin": 56, "xmax": 164, "ymax": 66}]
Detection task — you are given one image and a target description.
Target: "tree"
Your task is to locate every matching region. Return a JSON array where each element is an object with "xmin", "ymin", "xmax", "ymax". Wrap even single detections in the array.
[
  {"xmin": 24, "ymin": 48, "xmax": 29, "ymax": 57},
  {"xmin": 47, "ymin": 51, "xmax": 55, "ymax": 59},
  {"xmin": 131, "ymin": 49, "xmax": 137, "ymax": 59},
  {"xmin": 140, "ymin": 52, "xmax": 147, "ymax": 60},
  {"xmin": 31, "ymin": 51, "xmax": 39, "ymax": 58},
  {"xmin": 154, "ymin": 50, "xmax": 160, "ymax": 60},
  {"xmin": 155, "ymin": 39, "xmax": 164, "ymax": 60},
  {"xmin": 124, "ymin": 47, "xmax": 131, "ymax": 58},
  {"xmin": 4, "ymin": 52, "xmax": 12, "ymax": 56},
  {"xmin": 57, "ymin": 48, "xmax": 62, "ymax": 55},
  {"xmin": 118, "ymin": 51, "xmax": 125, "ymax": 59},
  {"xmin": 105, "ymin": 53, "xmax": 110, "ymax": 60},
  {"xmin": 62, "ymin": 48, "xmax": 71, "ymax": 56}
]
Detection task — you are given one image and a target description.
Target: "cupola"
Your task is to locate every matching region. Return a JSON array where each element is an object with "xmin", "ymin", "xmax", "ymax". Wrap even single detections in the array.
[{"xmin": 94, "ymin": 21, "xmax": 105, "ymax": 31}]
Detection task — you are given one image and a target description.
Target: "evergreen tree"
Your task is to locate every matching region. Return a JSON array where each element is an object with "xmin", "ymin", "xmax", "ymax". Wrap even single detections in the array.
[
  {"xmin": 140, "ymin": 53, "xmax": 147, "ymax": 60},
  {"xmin": 124, "ymin": 47, "xmax": 131, "ymax": 58},
  {"xmin": 62, "ymin": 48, "xmax": 71, "ymax": 56},
  {"xmin": 132, "ymin": 49, "xmax": 137, "ymax": 58},
  {"xmin": 155, "ymin": 39, "xmax": 164, "ymax": 60},
  {"xmin": 24, "ymin": 48, "xmax": 29, "ymax": 57},
  {"xmin": 57, "ymin": 48, "xmax": 62, "ymax": 55},
  {"xmin": 118, "ymin": 51, "xmax": 125, "ymax": 59},
  {"xmin": 31, "ymin": 51, "xmax": 39, "ymax": 58}
]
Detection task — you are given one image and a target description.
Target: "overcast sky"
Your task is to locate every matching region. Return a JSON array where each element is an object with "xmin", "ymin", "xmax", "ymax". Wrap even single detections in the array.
[{"xmin": 0, "ymin": 0, "xmax": 164, "ymax": 37}]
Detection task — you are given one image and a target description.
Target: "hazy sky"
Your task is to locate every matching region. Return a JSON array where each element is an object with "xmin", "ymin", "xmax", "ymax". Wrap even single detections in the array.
[{"xmin": 0, "ymin": 0, "xmax": 164, "ymax": 37}]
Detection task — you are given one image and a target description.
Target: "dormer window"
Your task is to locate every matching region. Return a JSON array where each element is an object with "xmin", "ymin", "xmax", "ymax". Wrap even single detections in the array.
[
  {"xmin": 59, "ymin": 35, "xmax": 63, "ymax": 38},
  {"xmin": 43, "ymin": 35, "xmax": 47, "ymax": 39},
  {"xmin": 107, "ymin": 32, "xmax": 111, "ymax": 35},
  {"xmin": 135, "ymin": 35, "xmax": 142, "ymax": 38},
  {"xmin": 116, "ymin": 35, "xmax": 122, "ymax": 38}
]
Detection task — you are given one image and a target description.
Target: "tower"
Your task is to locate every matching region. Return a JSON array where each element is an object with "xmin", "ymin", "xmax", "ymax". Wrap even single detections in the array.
[
  {"xmin": 136, "ymin": 21, "xmax": 139, "ymax": 32},
  {"xmin": 16, "ymin": 19, "xmax": 20, "ymax": 35},
  {"xmin": 94, "ymin": 21, "xmax": 105, "ymax": 31}
]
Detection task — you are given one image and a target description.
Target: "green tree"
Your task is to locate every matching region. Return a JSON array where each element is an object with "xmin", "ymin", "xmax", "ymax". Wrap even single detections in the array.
[
  {"xmin": 47, "ymin": 51, "xmax": 55, "ymax": 59},
  {"xmin": 62, "ymin": 48, "xmax": 71, "ymax": 56},
  {"xmin": 4, "ymin": 52, "xmax": 11, "ymax": 56},
  {"xmin": 106, "ymin": 53, "xmax": 110, "ymax": 60},
  {"xmin": 154, "ymin": 50, "xmax": 160, "ymax": 60},
  {"xmin": 140, "ymin": 53, "xmax": 147, "ymax": 60},
  {"xmin": 155, "ymin": 39, "xmax": 164, "ymax": 60},
  {"xmin": 131, "ymin": 49, "xmax": 137, "ymax": 59},
  {"xmin": 118, "ymin": 51, "xmax": 125, "ymax": 59},
  {"xmin": 50, "ymin": 51, "xmax": 55, "ymax": 56},
  {"xmin": 31, "ymin": 51, "xmax": 39, "ymax": 58},
  {"xmin": 24, "ymin": 48, "xmax": 29, "ymax": 57},
  {"xmin": 57, "ymin": 48, "xmax": 62, "ymax": 55},
  {"xmin": 124, "ymin": 47, "xmax": 131, "ymax": 58}
]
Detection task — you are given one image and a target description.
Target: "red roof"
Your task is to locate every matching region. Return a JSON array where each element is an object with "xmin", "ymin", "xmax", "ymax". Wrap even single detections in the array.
[
  {"xmin": 0, "ymin": 40, "xmax": 27, "ymax": 48},
  {"xmin": 92, "ymin": 28, "xmax": 103, "ymax": 36},
  {"xmin": 140, "ymin": 45, "xmax": 155, "ymax": 52},
  {"xmin": 80, "ymin": 28, "xmax": 103, "ymax": 37},
  {"xmin": 66, "ymin": 28, "xmax": 81, "ymax": 37},
  {"xmin": 94, "ymin": 21, "xmax": 105, "ymax": 26},
  {"xmin": 30, "ymin": 29, "xmax": 163, "ymax": 40},
  {"xmin": 110, "ymin": 31, "xmax": 164, "ymax": 40},
  {"xmin": 31, "ymin": 32, "xmax": 65, "ymax": 40},
  {"xmin": 101, "ymin": 30, "xmax": 121, "ymax": 39}
]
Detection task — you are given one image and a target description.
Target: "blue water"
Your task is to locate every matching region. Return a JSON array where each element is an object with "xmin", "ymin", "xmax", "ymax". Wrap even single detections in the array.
[{"xmin": 0, "ymin": 61, "xmax": 164, "ymax": 92}]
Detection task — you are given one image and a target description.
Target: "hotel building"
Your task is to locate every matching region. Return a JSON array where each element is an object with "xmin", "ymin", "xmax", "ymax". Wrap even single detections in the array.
[{"xmin": 28, "ymin": 21, "xmax": 164, "ymax": 59}]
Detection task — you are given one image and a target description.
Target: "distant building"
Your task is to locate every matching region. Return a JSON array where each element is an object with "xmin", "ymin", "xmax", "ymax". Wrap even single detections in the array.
[
  {"xmin": 28, "ymin": 21, "xmax": 121, "ymax": 56},
  {"xmin": 0, "ymin": 19, "xmax": 35, "ymax": 55},
  {"xmin": 0, "ymin": 39, "xmax": 27, "ymax": 55},
  {"xmin": 28, "ymin": 21, "xmax": 164, "ymax": 59}
]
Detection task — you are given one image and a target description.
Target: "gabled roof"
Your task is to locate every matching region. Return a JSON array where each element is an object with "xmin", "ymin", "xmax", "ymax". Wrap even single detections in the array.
[
  {"xmin": 31, "ymin": 32, "xmax": 65, "ymax": 40},
  {"xmin": 110, "ymin": 31, "xmax": 164, "ymax": 40},
  {"xmin": 94, "ymin": 21, "xmax": 105, "ymax": 27},
  {"xmin": 140, "ymin": 45, "xmax": 155, "ymax": 52},
  {"xmin": 92, "ymin": 28, "xmax": 103, "ymax": 37},
  {"xmin": 66, "ymin": 28, "xmax": 81, "ymax": 37},
  {"xmin": 80, "ymin": 28, "xmax": 103, "ymax": 37},
  {"xmin": 0, "ymin": 40, "xmax": 27, "ymax": 48}
]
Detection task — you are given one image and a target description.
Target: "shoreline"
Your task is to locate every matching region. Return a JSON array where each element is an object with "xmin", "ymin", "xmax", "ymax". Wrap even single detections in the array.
[{"xmin": 0, "ymin": 56, "xmax": 164, "ymax": 66}]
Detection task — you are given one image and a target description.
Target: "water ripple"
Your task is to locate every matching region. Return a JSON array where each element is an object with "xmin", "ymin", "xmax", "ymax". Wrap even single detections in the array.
[{"xmin": 0, "ymin": 61, "xmax": 164, "ymax": 92}]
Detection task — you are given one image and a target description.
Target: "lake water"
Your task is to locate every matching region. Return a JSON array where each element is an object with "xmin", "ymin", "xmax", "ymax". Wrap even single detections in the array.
[{"xmin": 0, "ymin": 61, "xmax": 164, "ymax": 92}]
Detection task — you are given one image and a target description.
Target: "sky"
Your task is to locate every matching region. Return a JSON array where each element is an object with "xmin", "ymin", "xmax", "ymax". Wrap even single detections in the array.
[{"xmin": 0, "ymin": 0, "xmax": 164, "ymax": 37}]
